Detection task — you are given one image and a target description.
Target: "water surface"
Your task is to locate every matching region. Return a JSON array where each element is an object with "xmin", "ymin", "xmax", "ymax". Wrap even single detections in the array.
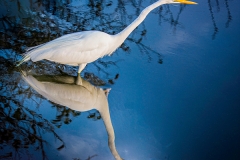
[{"xmin": 0, "ymin": 0, "xmax": 240, "ymax": 159}]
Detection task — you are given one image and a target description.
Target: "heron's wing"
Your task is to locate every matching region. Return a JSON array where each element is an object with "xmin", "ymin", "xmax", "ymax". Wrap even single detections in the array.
[
  {"xmin": 26, "ymin": 31, "xmax": 111, "ymax": 63},
  {"xmin": 27, "ymin": 32, "xmax": 97, "ymax": 52}
]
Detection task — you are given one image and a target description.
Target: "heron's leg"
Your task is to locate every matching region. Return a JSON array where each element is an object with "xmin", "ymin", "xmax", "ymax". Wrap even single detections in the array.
[{"xmin": 78, "ymin": 63, "xmax": 87, "ymax": 75}]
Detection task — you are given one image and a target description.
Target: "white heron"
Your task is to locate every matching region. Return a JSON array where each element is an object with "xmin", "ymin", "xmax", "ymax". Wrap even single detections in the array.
[{"xmin": 17, "ymin": 0, "xmax": 197, "ymax": 74}]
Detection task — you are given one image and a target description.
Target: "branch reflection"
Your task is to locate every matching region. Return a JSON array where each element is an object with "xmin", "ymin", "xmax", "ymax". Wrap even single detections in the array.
[
  {"xmin": 0, "ymin": 57, "xmax": 64, "ymax": 160},
  {"xmin": 21, "ymin": 72, "xmax": 122, "ymax": 160},
  {"xmin": 208, "ymin": 0, "xmax": 233, "ymax": 39}
]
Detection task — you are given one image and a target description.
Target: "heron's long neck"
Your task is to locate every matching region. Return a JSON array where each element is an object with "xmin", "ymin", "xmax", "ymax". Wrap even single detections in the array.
[{"xmin": 114, "ymin": 0, "xmax": 165, "ymax": 43}]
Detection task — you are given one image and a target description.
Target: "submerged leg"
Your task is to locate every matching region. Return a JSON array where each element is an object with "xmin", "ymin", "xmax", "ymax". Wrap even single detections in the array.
[{"xmin": 78, "ymin": 63, "xmax": 87, "ymax": 74}]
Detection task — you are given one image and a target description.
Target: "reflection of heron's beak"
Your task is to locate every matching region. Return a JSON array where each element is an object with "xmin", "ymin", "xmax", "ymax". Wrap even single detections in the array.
[{"xmin": 174, "ymin": 0, "xmax": 198, "ymax": 4}]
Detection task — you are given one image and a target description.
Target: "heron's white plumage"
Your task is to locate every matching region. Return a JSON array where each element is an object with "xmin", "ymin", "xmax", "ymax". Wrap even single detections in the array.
[{"xmin": 24, "ymin": 31, "xmax": 115, "ymax": 66}]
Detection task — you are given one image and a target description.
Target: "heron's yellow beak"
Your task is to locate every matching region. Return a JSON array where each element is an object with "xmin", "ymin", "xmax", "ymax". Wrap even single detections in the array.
[{"xmin": 174, "ymin": 0, "xmax": 198, "ymax": 4}]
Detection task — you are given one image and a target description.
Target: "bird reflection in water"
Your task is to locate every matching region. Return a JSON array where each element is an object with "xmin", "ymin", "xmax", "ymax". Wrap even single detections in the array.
[{"xmin": 21, "ymin": 72, "xmax": 122, "ymax": 160}]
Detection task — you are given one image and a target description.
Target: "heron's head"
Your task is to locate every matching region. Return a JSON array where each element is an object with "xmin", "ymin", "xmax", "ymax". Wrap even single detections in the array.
[{"xmin": 168, "ymin": 0, "xmax": 198, "ymax": 4}]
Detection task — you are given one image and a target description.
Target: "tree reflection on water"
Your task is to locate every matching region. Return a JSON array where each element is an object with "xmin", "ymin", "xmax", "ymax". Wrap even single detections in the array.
[
  {"xmin": 207, "ymin": 0, "xmax": 232, "ymax": 39},
  {"xmin": 0, "ymin": 57, "xmax": 64, "ymax": 159}
]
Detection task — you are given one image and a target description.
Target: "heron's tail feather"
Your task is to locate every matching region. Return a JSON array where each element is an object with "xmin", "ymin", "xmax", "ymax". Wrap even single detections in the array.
[{"xmin": 16, "ymin": 43, "xmax": 46, "ymax": 67}]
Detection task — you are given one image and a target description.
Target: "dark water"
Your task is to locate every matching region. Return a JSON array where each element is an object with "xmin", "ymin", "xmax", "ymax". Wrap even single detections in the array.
[{"xmin": 1, "ymin": 0, "xmax": 240, "ymax": 160}]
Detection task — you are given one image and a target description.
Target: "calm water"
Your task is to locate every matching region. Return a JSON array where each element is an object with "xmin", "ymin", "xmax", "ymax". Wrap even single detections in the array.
[{"xmin": 1, "ymin": 0, "xmax": 240, "ymax": 160}]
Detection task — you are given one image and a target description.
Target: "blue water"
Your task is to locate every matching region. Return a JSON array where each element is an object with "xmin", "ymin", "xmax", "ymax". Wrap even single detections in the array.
[{"xmin": 0, "ymin": 0, "xmax": 240, "ymax": 160}]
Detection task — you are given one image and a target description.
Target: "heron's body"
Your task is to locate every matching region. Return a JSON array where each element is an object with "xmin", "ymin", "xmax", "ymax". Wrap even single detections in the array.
[
  {"xmin": 17, "ymin": 0, "xmax": 197, "ymax": 73},
  {"xmin": 26, "ymin": 31, "xmax": 118, "ymax": 66}
]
